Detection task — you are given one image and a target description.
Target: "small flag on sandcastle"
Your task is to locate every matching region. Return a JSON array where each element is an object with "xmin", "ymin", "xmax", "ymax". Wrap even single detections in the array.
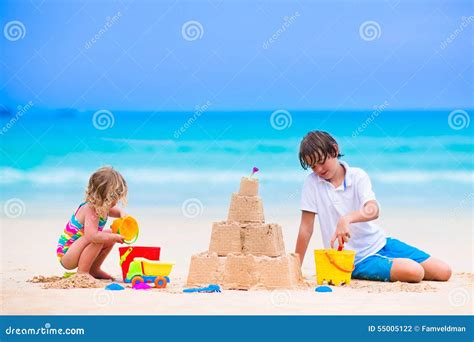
[{"xmin": 250, "ymin": 167, "xmax": 259, "ymax": 178}]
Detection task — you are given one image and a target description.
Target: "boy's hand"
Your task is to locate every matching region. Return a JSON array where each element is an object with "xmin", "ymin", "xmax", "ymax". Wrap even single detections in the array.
[{"xmin": 330, "ymin": 216, "xmax": 351, "ymax": 249}]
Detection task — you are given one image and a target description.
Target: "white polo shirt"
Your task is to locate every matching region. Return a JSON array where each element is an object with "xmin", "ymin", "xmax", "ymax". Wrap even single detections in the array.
[{"xmin": 300, "ymin": 161, "xmax": 386, "ymax": 264}]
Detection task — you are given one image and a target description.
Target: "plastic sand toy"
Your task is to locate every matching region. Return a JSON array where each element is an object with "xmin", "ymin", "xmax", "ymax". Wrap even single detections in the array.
[
  {"xmin": 315, "ymin": 285, "xmax": 333, "ymax": 293},
  {"xmin": 132, "ymin": 282, "xmax": 152, "ymax": 290},
  {"xmin": 125, "ymin": 257, "xmax": 174, "ymax": 289},
  {"xmin": 63, "ymin": 272, "xmax": 76, "ymax": 279},
  {"xmin": 105, "ymin": 283, "xmax": 125, "ymax": 291},
  {"xmin": 314, "ymin": 245, "xmax": 355, "ymax": 286},
  {"xmin": 183, "ymin": 284, "xmax": 221, "ymax": 293},
  {"xmin": 119, "ymin": 246, "xmax": 161, "ymax": 281},
  {"xmin": 111, "ymin": 216, "xmax": 139, "ymax": 244}
]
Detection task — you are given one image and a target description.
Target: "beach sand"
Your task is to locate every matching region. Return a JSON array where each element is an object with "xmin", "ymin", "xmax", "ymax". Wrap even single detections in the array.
[{"xmin": 1, "ymin": 206, "xmax": 472, "ymax": 315}]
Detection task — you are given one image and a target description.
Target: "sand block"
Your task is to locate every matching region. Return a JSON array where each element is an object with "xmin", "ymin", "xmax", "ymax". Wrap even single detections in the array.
[
  {"xmin": 253, "ymin": 254, "xmax": 303, "ymax": 289},
  {"xmin": 186, "ymin": 252, "xmax": 303, "ymax": 290},
  {"xmin": 209, "ymin": 222, "xmax": 285, "ymax": 257},
  {"xmin": 239, "ymin": 177, "xmax": 259, "ymax": 196},
  {"xmin": 223, "ymin": 254, "xmax": 303, "ymax": 290},
  {"xmin": 241, "ymin": 223, "xmax": 285, "ymax": 257},
  {"xmin": 209, "ymin": 221, "xmax": 242, "ymax": 255},
  {"xmin": 186, "ymin": 252, "xmax": 226, "ymax": 286},
  {"xmin": 227, "ymin": 193, "xmax": 264, "ymax": 223}
]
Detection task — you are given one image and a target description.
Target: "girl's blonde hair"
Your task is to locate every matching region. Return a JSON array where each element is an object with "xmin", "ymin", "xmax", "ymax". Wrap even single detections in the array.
[{"xmin": 85, "ymin": 166, "xmax": 128, "ymax": 217}]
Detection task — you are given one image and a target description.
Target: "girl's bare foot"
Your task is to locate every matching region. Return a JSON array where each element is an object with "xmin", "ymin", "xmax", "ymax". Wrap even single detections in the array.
[{"xmin": 90, "ymin": 268, "xmax": 114, "ymax": 280}]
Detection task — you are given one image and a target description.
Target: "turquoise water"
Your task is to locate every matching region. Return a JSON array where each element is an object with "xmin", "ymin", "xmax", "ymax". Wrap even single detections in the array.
[{"xmin": 1, "ymin": 110, "xmax": 472, "ymax": 211}]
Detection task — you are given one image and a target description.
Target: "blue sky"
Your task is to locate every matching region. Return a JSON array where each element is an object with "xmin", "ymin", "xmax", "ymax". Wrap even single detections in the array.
[{"xmin": 0, "ymin": 0, "xmax": 472, "ymax": 111}]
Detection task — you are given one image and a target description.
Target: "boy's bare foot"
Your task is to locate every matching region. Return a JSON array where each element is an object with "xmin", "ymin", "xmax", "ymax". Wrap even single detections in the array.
[{"xmin": 90, "ymin": 268, "xmax": 114, "ymax": 280}]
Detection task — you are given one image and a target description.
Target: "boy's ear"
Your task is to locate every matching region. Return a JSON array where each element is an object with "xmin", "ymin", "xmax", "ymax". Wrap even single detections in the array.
[{"xmin": 333, "ymin": 144, "xmax": 339, "ymax": 156}]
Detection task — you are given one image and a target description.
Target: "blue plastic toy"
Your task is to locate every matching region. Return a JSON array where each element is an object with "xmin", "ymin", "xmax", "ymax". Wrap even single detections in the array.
[
  {"xmin": 183, "ymin": 284, "xmax": 221, "ymax": 293},
  {"xmin": 105, "ymin": 283, "xmax": 125, "ymax": 291},
  {"xmin": 315, "ymin": 285, "xmax": 333, "ymax": 293}
]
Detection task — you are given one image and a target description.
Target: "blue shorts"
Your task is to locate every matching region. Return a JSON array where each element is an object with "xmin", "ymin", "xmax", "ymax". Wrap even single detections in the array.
[{"xmin": 352, "ymin": 237, "xmax": 430, "ymax": 282}]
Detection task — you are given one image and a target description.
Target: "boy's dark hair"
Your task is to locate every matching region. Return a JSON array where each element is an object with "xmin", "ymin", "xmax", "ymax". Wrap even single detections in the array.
[{"xmin": 299, "ymin": 131, "xmax": 343, "ymax": 170}]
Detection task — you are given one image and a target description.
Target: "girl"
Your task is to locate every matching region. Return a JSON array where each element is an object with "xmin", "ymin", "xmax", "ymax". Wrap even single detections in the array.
[{"xmin": 56, "ymin": 166, "xmax": 128, "ymax": 279}]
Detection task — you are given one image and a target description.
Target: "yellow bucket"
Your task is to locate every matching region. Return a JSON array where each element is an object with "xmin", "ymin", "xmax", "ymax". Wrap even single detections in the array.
[
  {"xmin": 111, "ymin": 216, "xmax": 139, "ymax": 244},
  {"xmin": 314, "ymin": 249, "xmax": 355, "ymax": 286},
  {"xmin": 134, "ymin": 257, "xmax": 174, "ymax": 276}
]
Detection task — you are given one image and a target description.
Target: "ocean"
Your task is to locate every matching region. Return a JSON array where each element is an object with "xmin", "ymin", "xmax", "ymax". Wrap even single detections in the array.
[{"xmin": 1, "ymin": 109, "xmax": 472, "ymax": 216}]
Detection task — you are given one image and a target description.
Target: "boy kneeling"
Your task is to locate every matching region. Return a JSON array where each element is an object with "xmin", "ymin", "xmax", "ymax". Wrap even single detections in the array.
[{"xmin": 295, "ymin": 131, "xmax": 451, "ymax": 283}]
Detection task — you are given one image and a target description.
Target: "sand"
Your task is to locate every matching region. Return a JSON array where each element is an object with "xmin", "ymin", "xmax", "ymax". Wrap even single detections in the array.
[
  {"xmin": 1, "ymin": 206, "xmax": 473, "ymax": 315},
  {"xmin": 28, "ymin": 275, "xmax": 63, "ymax": 283},
  {"xmin": 349, "ymin": 280, "xmax": 439, "ymax": 293},
  {"xmin": 41, "ymin": 273, "xmax": 108, "ymax": 289}
]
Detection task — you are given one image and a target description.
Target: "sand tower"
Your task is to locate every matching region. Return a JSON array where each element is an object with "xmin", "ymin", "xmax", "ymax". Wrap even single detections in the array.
[{"xmin": 186, "ymin": 174, "xmax": 303, "ymax": 290}]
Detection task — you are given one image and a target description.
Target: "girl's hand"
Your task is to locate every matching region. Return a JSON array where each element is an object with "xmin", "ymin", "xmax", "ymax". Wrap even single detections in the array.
[
  {"xmin": 112, "ymin": 234, "xmax": 125, "ymax": 244},
  {"xmin": 330, "ymin": 216, "xmax": 351, "ymax": 249}
]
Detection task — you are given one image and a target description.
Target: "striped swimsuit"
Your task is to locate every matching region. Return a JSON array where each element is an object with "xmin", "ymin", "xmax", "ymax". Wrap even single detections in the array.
[{"xmin": 56, "ymin": 202, "xmax": 108, "ymax": 261}]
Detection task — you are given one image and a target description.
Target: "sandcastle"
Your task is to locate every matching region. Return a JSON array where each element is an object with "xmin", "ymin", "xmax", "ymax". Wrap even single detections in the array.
[{"xmin": 186, "ymin": 174, "xmax": 304, "ymax": 290}]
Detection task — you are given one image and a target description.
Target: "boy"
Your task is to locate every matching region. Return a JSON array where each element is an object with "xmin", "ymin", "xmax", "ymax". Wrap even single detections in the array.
[{"xmin": 295, "ymin": 131, "xmax": 451, "ymax": 282}]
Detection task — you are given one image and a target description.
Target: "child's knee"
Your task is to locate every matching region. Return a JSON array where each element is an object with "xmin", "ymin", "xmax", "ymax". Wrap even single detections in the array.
[
  {"xmin": 60, "ymin": 258, "xmax": 77, "ymax": 270},
  {"xmin": 391, "ymin": 260, "xmax": 424, "ymax": 283},
  {"xmin": 437, "ymin": 264, "xmax": 452, "ymax": 281},
  {"xmin": 406, "ymin": 264, "xmax": 425, "ymax": 283}
]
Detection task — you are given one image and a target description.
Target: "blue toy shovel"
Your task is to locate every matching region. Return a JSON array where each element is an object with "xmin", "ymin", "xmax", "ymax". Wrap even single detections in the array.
[{"xmin": 183, "ymin": 284, "xmax": 221, "ymax": 293}]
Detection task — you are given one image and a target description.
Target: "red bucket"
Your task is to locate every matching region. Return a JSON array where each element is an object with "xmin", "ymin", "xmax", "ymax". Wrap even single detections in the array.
[{"xmin": 118, "ymin": 246, "xmax": 161, "ymax": 281}]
